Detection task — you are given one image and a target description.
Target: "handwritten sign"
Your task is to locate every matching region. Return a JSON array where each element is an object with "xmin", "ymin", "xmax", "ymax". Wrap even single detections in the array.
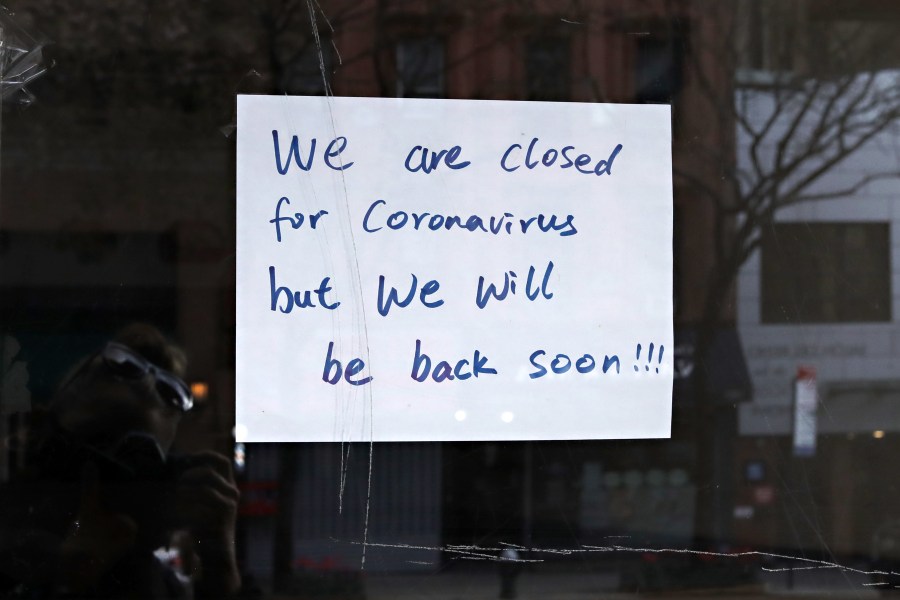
[{"xmin": 236, "ymin": 95, "xmax": 673, "ymax": 442}]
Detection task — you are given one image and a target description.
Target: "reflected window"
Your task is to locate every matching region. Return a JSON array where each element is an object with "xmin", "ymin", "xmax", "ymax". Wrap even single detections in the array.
[
  {"xmin": 740, "ymin": 0, "xmax": 795, "ymax": 73},
  {"xmin": 281, "ymin": 39, "xmax": 332, "ymax": 96},
  {"xmin": 396, "ymin": 37, "xmax": 444, "ymax": 98},
  {"xmin": 761, "ymin": 222, "xmax": 891, "ymax": 323},
  {"xmin": 525, "ymin": 37, "xmax": 570, "ymax": 101},
  {"xmin": 635, "ymin": 32, "xmax": 683, "ymax": 104}
]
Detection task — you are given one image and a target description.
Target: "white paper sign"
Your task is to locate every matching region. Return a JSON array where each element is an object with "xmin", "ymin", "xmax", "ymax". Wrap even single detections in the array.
[{"xmin": 236, "ymin": 95, "xmax": 673, "ymax": 442}]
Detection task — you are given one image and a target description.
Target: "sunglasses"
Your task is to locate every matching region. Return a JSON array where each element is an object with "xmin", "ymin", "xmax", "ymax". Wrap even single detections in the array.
[{"xmin": 95, "ymin": 342, "xmax": 194, "ymax": 412}]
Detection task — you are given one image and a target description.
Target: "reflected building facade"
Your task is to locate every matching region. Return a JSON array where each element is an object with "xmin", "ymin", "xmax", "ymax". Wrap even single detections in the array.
[{"xmin": 733, "ymin": 0, "xmax": 900, "ymax": 557}]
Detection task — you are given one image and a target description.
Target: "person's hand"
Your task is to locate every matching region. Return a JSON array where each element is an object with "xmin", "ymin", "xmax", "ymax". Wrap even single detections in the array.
[
  {"xmin": 60, "ymin": 462, "xmax": 138, "ymax": 592},
  {"xmin": 174, "ymin": 451, "xmax": 241, "ymax": 597},
  {"xmin": 176, "ymin": 451, "xmax": 239, "ymax": 538}
]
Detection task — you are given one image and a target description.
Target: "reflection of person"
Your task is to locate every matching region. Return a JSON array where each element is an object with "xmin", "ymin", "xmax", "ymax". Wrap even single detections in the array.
[{"xmin": 0, "ymin": 324, "xmax": 240, "ymax": 598}]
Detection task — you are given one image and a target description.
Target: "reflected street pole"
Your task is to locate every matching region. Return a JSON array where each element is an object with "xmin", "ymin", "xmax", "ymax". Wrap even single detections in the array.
[{"xmin": 523, "ymin": 441, "xmax": 533, "ymax": 551}]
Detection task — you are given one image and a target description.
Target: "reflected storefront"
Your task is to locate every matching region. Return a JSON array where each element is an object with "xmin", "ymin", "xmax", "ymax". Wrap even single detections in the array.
[{"xmin": 2, "ymin": 0, "xmax": 900, "ymax": 598}]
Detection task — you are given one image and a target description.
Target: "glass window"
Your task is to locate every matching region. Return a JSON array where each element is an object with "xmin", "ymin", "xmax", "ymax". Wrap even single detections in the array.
[{"xmin": 3, "ymin": 1, "xmax": 900, "ymax": 598}]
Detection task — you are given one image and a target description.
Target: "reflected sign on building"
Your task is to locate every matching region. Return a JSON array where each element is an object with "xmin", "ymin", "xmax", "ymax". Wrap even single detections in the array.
[{"xmin": 793, "ymin": 366, "xmax": 818, "ymax": 457}]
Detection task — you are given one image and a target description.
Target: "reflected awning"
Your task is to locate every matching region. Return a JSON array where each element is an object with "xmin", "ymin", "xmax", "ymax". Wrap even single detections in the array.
[{"xmin": 674, "ymin": 328, "xmax": 752, "ymax": 404}]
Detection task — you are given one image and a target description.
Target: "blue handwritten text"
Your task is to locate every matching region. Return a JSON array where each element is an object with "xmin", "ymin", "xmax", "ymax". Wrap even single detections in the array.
[
  {"xmin": 272, "ymin": 131, "xmax": 354, "ymax": 174},
  {"xmin": 411, "ymin": 339, "xmax": 497, "ymax": 382},
  {"xmin": 501, "ymin": 138, "xmax": 622, "ymax": 176},
  {"xmin": 362, "ymin": 199, "xmax": 576, "ymax": 237},
  {"xmin": 528, "ymin": 349, "xmax": 621, "ymax": 379},
  {"xmin": 376, "ymin": 274, "xmax": 444, "ymax": 317},
  {"xmin": 475, "ymin": 262, "xmax": 554, "ymax": 309},
  {"xmin": 269, "ymin": 266, "xmax": 340, "ymax": 312},
  {"xmin": 322, "ymin": 341, "xmax": 372, "ymax": 386},
  {"xmin": 270, "ymin": 197, "xmax": 328, "ymax": 242},
  {"xmin": 404, "ymin": 145, "xmax": 471, "ymax": 174}
]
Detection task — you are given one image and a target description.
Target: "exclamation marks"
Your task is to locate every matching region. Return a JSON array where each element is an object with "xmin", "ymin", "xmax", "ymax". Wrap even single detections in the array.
[{"xmin": 633, "ymin": 343, "xmax": 665, "ymax": 373}]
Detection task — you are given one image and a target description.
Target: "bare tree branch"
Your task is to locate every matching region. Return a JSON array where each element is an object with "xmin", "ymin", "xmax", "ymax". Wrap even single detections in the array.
[
  {"xmin": 791, "ymin": 171, "xmax": 900, "ymax": 203},
  {"xmin": 672, "ymin": 1, "xmax": 900, "ymax": 339}
]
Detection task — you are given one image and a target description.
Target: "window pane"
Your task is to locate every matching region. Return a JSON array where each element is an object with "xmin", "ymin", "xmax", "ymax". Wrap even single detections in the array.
[
  {"xmin": 2, "ymin": 1, "xmax": 900, "ymax": 598},
  {"xmin": 761, "ymin": 223, "xmax": 891, "ymax": 323}
]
